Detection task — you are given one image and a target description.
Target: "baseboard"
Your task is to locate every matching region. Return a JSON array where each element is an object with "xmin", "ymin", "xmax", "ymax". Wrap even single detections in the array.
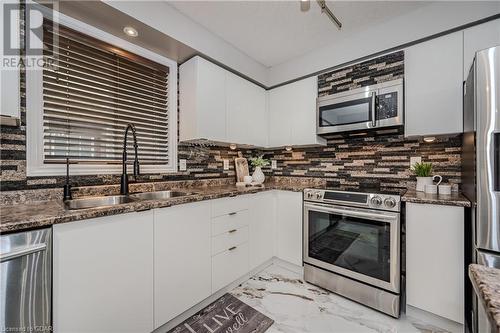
[
  {"xmin": 271, "ymin": 257, "xmax": 304, "ymax": 275},
  {"xmin": 153, "ymin": 259, "xmax": 275, "ymax": 333},
  {"xmin": 406, "ymin": 305, "xmax": 464, "ymax": 333}
]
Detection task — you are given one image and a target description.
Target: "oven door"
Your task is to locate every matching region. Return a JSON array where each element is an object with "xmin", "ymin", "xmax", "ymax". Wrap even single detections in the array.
[
  {"xmin": 317, "ymin": 88, "xmax": 377, "ymax": 135},
  {"xmin": 303, "ymin": 202, "xmax": 400, "ymax": 293}
]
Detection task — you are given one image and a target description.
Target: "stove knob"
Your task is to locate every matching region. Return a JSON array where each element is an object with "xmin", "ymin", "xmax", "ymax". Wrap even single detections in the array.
[
  {"xmin": 306, "ymin": 192, "xmax": 313, "ymax": 199},
  {"xmin": 384, "ymin": 198, "xmax": 397, "ymax": 208},
  {"xmin": 371, "ymin": 196, "xmax": 382, "ymax": 206},
  {"xmin": 315, "ymin": 192, "xmax": 322, "ymax": 200}
]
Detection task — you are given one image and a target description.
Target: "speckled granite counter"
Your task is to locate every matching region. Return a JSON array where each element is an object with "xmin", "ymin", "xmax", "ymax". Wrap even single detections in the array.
[
  {"xmin": 402, "ymin": 189, "xmax": 471, "ymax": 207},
  {"xmin": 0, "ymin": 180, "xmax": 325, "ymax": 233},
  {"xmin": 469, "ymin": 264, "xmax": 500, "ymax": 332}
]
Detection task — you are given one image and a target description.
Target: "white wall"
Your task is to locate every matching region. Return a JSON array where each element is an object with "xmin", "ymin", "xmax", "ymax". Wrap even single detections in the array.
[
  {"xmin": 104, "ymin": 0, "xmax": 269, "ymax": 85},
  {"xmin": 268, "ymin": 2, "xmax": 500, "ymax": 86}
]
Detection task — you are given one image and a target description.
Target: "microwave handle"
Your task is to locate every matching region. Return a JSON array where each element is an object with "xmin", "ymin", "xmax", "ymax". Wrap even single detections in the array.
[{"xmin": 371, "ymin": 92, "xmax": 376, "ymax": 127}]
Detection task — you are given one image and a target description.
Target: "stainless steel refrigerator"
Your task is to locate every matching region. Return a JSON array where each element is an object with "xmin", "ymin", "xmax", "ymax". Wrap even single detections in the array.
[{"xmin": 462, "ymin": 45, "xmax": 500, "ymax": 333}]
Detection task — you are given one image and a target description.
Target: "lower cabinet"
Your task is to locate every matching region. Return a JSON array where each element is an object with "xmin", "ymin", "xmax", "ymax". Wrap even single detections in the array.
[
  {"xmin": 406, "ymin": 203, "xmax": 464, "ymax": 323},
  {"xmin": 53, "ymin": 211, "xmax": 154, "ymax": 333},
  {"xmin": 212, "ymin": 242, "xmax": 250, "ymax": 292},
  {"xmin": 249, "ymin": 191, "xmax": 276, "ymax": 269},
  {"xmin": 154, "ymin": 201, "xmax": 212, "ymax": 329},
  {"xmin": 275, "ymin": 191, "xmax": 303, "ymax": 266}
]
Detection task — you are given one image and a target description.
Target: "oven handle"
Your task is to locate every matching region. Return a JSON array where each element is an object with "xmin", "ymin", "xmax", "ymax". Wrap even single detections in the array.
[
  {"xmin": 371, "ymin": 91, "xmax": 377, "ymax": 127},
  {"xmin": 304, "ymin": 202, "xmax": 398, "ymax": 222}
]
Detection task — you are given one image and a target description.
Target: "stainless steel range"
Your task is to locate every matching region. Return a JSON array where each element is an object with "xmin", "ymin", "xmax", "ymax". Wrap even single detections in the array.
[{"xmin": 303, "ymin": 187, "xmax": 402, "ymax": 317}]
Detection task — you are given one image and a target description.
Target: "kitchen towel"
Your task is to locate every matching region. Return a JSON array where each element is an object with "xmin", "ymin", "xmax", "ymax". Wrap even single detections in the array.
[{"xmin": 167, "ymin": 293, "xmax": 274, "ymax": 333}]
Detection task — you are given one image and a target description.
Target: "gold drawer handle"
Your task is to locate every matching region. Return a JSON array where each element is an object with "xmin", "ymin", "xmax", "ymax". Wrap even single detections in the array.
[
  {"xmin": 228, "ymin": 246, "xmax": 237, "ymax": 251},
  {"xmin": 228, "ymin": 229, "xmax": 237, "ymax": 233}
]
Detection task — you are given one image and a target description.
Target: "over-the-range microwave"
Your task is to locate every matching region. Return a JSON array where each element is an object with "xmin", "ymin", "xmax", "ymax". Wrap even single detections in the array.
[{"xmin": 316, "ymin": 78, "xmax": 404, "ymax": 135}]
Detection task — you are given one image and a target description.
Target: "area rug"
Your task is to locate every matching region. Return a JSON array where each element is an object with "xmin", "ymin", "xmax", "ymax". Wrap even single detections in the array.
[{"xmin": 167, "ymin": 293, "xmax": 274, "ymax": 333}]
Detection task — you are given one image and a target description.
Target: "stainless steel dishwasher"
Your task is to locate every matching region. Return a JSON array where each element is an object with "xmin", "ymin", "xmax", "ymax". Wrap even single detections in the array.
[{"xmin": 1, "ymin": 228, "xmax": 52, "ymax": 332}]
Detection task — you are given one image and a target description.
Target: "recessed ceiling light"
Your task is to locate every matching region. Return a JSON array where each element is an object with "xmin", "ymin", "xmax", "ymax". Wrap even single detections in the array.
[
  {"xmin": 229, "ymin": 143, "xmax": 237, "ymax": 150},
  {"xmin": 123, "ymin": 26, "xmax": 138, "ymax": 37},
  {"xmin": 423, "ymin": 137, "xmax": 436, "ymax": 143},
  {"xmin": 285, "ymin": 146, "xmax": 293, "ymax": 152}
]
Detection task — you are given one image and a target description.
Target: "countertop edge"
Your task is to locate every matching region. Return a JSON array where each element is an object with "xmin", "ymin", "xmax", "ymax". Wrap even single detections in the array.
[
  {"xmin": 401, "ymin": 190, "xmax": 471, "ymax": 208},
  {"xmin": 469, "ymin": 264, "xmax": 500, "ymax": 333}
]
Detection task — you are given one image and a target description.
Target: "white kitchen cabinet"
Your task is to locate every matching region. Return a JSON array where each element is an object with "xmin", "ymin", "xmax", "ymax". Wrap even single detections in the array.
[
  {"xmin": 268, "ymin": 77, "xmax": 326, "ymax": 147},
  {"xmin": 226, "ymin": 71, "xmax": 268, "ymax": 147},
  {"xmin": 405, "ymin": 32, "xmax": 463, "ymax": 137},
  {"xmin": 212, "ymin": 242, "xmax": 250, "ymax": 292},
  {"xmin": 180, "ymin": 56, "xmax": 267, "ymax": 147},
  {"xmin": 249, "ymin": 192, "xmax": 276, "ymax": 269},
  {"xmin": 154, "ymin": 202, "xmax": 212, "ymax": 329},
  {"xmin": 0, "ymin": 0, "xmax": 20, "ymax": 123},
  {"xmin": 179, "ymin": 56, "xmax": 227, "ymax": 142},
  {"xmin": 463, "ymin": 19, "xmax": 500, "ymax": 78},
  {"xmin": 275, "ymin": 190, "xmax": 303, "ymax": 266},
  {"xmin": 406, "ymin": 203, "xmax": 464, "ymax": 323},
  {"xmin": 53, "ymin": 211, "xmax": 154, "ymax": 333}
]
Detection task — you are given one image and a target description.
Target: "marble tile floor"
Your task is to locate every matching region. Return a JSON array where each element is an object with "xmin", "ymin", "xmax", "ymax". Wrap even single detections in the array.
[{"xmin": 230, "ymin": 265, "xmax": 453, "ymax": 333}]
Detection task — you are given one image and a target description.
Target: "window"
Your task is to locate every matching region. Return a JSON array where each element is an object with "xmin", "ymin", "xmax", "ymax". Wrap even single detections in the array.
[{"xmin": 27, "ymin": 10, "xmax": 177, "ymax": 176}]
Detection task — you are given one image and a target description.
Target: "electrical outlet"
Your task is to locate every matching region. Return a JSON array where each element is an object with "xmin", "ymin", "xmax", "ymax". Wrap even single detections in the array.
[
  {"xmin": 223, "ymin": 159, "xmax": 230, "ymax": 170},
  {"xmin": 271, "ymin": 160, "xmax": 277, "ymax": 169},
  {"xmin": 179, "ymin": 159, "xmax": 187, "ymax": 171},
  {"xmin": 410, "ymin": 156, "xmax": 421, "ymax": 168}
]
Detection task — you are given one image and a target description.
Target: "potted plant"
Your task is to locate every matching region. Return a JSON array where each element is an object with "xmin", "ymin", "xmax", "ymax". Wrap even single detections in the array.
[
  {"xmin": 411, "ymin": 162, "xmax": 434, "ymax": 192},
  {"xmin": 249, "ymin": 155, "xmax": 270, "ymax": 184}
]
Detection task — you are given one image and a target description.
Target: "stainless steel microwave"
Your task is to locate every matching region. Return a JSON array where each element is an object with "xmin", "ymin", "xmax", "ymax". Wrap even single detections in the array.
[{"xmin": 316, "ymin": 78, "xmax": 404, "ymax": 135}]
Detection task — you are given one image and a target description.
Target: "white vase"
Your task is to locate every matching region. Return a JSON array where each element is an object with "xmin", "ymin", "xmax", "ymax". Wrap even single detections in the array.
[
  {"xmin": 416, "ymin": 177, "xmax": 433, "ymax": 192},
  {"xmin": 252, "ymin": 166, "xmax": 265, "ymax": 184}
]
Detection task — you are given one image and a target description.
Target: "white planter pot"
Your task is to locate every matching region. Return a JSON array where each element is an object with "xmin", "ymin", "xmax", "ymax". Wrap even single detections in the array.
[
  {"xmin": 416, "ymin": 177, "xmax": 433, "ymax": 192},
  {"xmin": 252, "ymin": 166, "xmax": 265, "ymax": 184}
]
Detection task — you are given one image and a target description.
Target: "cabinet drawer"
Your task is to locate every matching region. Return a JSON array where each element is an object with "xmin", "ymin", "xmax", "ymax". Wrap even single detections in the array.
[
  {"xmin": 211, "ymin": 196, "xmax": 250, "ymax": 218},
  {"xmin": 212, "ymin": 242, "xmax": 249, "ymax": 292},
  {"xmin": 211, "ymin": 209, "xmax": 249, "ymax": 236},
  {"xmin": 212, "ymin": 226, "xmax": 249, "ymax": 256}
]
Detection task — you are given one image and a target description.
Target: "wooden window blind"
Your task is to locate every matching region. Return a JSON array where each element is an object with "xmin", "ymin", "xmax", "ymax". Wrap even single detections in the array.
[{"xmin": 42, "ymin": 19, "xmax": 170, "ymax": 165}]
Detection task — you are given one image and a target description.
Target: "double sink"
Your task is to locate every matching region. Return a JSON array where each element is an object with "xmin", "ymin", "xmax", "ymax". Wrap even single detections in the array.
[{"xmin": 64, "ymin": 190, "xmax": 198, "ymax": 210}]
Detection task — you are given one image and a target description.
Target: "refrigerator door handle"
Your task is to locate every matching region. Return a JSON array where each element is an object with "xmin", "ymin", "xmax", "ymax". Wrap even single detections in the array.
[{"xmin": 494, "ymin": 132, "xmax": 499, "ymax": 192}]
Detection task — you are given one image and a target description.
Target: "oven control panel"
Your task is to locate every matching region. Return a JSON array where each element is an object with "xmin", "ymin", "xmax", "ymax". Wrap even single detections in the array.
[{"xmin": 303, "ymin": 189, "xmax": 401, "ymax": 212}]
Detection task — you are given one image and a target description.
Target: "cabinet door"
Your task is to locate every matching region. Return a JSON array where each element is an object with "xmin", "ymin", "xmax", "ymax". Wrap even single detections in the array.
[
  {"xmin": 463, "ymin": 19, "xmax": 500, "ymax": 78},
  {"xmin": 406, "ymin": 203, "xmax": 464, "ymax": 323},
  {"xmin": 0, "ymin": 0, "xmax": 20, "ymax": 120},
  {"xmin": 179, "ymin": 56, "xmax": 226, "ymax": 142},
  {"xmin": 249, "ymin": 192, "xmax": 276, "ymax": 269},
  {"xmin": 268, "ymin": 77, "xmax": 325, "ymax": 147},
  {"xmin": 226, "ymin": 72, "xmax": 267, "ymax": 146},
  {"xmin": 154, "ymin": 201, "xmax": 211, "ymax": 328},
  {"xmin": 275, "ymin": 191, "xmax": 303, "ymax": 266},
  {"xmin": 53, "ymin": 211, "xmax": 154, "ymax": 333},
  {"xmin": 405, "ymin": 32, "xmax": 463, "ymax": 137},
  {"xmin": 197, "ymin": 58, "xmax": 227, "ymax": 141}
]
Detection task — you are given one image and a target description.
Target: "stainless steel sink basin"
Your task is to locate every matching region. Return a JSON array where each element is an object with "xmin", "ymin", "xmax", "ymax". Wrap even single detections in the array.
[
  {"xmin": 129, "ymin": 190, "xmax": 197, "ymax": 201},
  {"xmin": 64, "ymin": 195, "xmax": 137, "ymax": 210}
]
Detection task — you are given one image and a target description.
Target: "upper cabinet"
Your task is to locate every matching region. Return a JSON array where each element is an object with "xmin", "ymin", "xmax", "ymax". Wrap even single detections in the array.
[
  {"xmin": 226, "ymin": 71, "xmax": 268, "ymax": 147},
  {"xmin": 179, "ymin": 56, "xmax": 267, "ymax": 147},
  {"xmin": 0, "ymin": 0, "xmax": 20, "ymax": 124},
  {"xmin": 179, "ymin": 57, "xmax": 227, "ymax": 143},
  {"xmin": 180, "ymin": 56, "xmax": 324, "ymax": 148},
  {"xmin": 404, "ymin": 31, "xmax": 464, "ymax": 137},
  {"xmin": 268, "ymin": 77, "xmax": 326, "ymax": 147},
  {"xmin": 463, "ymin": 19, "xmax": 500, "ymax": 78}
]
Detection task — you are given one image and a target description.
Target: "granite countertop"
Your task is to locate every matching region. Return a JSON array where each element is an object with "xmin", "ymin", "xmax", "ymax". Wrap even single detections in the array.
[
  {"xmin": 0, "ymin": 182, "xmax": 319, "ymax": 233},
  {"xmin": 402, "ymin": 188, "xmax": 471, "ymax": 207},
  {"xmin": 469, "ymin": 264, "xmax": 500, "ymax": 332}
]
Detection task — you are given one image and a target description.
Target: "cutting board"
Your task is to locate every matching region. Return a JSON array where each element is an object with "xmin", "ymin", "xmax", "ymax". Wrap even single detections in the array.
[{"xmin": 234, "ymin": 157, "xmax": 250, "ymax": 183}]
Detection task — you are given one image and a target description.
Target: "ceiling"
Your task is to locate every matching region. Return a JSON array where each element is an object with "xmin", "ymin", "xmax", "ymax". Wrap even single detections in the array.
[{"xmin": 168, "ymin": 1, "xmax": 431, "ymax": 68}]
